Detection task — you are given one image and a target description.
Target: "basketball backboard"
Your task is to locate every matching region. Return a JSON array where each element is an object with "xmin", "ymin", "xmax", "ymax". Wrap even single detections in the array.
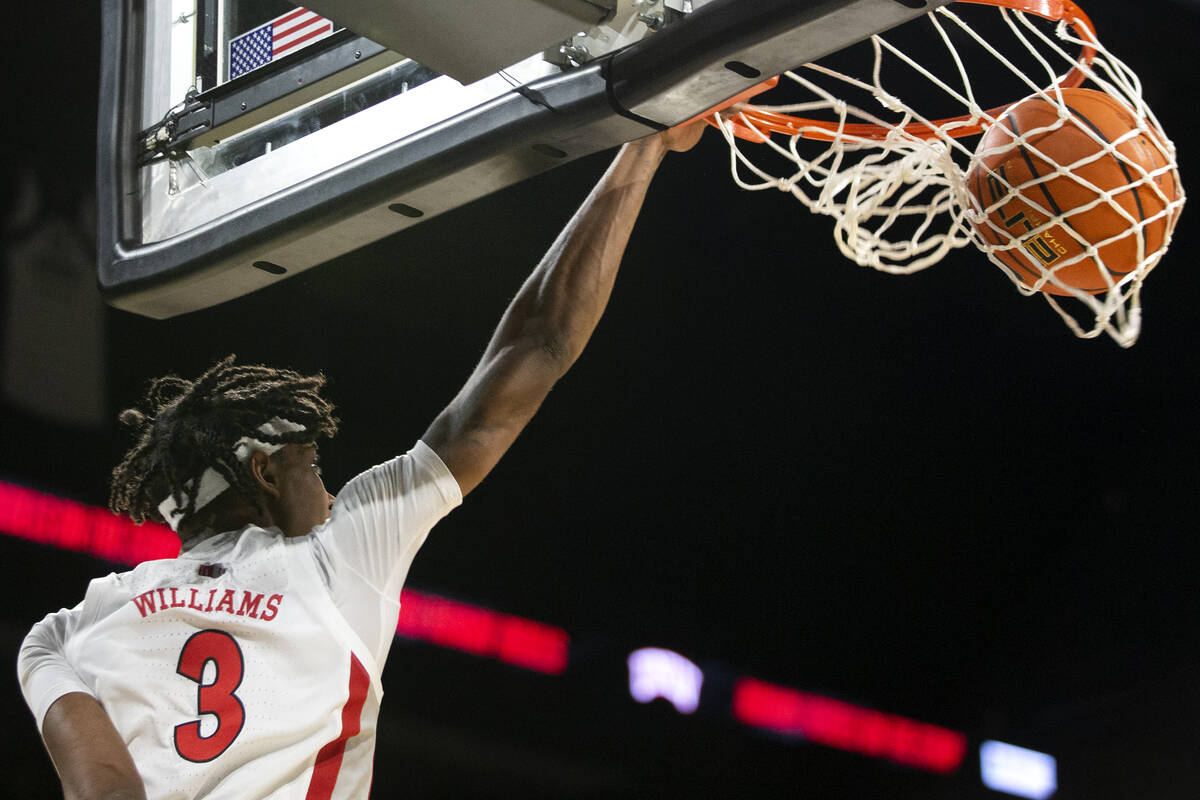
[{"xmin": 98, "ymin": 0, "xmax": 950, "ymax": 318}]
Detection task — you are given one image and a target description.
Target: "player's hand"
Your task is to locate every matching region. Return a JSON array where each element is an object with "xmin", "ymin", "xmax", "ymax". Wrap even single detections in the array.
[{"xmin": 657, "ymin": 120, "xmax": 706, "ymax": 153}]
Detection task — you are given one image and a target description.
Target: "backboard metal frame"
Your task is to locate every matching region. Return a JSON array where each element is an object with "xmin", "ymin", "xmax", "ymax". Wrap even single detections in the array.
[{"xmin": 98, "ymin": 0, "xmax": 949, "ymax": 318}]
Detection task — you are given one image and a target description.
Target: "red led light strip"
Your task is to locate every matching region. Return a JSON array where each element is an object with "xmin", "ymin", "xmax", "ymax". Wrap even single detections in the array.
[
  {"xmin": 0, "ymin": 480, "xmax": 569, "ymax": 674},
  {"xmin": 0, "ymin": 480, "xmax": 179, "ymax": 563},
  {"xmin": 732, "ymin": 677, "xmax": 967, "ymax": 773},
  {"xmin": 395, "ymin": 589, "xmax": 569, "ymax": 674}
]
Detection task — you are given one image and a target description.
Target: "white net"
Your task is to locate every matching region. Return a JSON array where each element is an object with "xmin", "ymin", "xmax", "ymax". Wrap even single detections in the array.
[{"xmin": 713, "ymin": 0, "xmax": 1184, "ymax": 346}]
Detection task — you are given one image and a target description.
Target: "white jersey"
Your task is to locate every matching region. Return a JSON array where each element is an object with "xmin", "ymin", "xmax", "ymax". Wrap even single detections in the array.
[{"xmin": 18, "ymin": 441, "xmax": 461, "ymax": 799}]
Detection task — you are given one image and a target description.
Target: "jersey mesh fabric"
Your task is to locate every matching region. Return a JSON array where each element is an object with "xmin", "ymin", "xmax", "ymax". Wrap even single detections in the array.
[{"xmin": 17, "ymin": 441, "xmax": 461, "ymax": 799}]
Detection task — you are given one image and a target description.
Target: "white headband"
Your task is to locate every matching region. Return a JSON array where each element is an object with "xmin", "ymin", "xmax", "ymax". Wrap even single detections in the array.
[{"xmin": 157, "ymin": 417, "xmax": 308, "ymax": 532}]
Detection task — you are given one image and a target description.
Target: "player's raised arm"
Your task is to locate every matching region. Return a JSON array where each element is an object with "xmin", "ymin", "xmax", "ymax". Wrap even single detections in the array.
[{"xmin": 423, "ymin": 125, "xmax": 703, "ymax": 496}]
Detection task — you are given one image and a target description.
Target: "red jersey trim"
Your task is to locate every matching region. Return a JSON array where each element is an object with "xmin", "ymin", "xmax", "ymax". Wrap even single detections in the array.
[{"xmin": 305, "ymin": 654, "xmax": 370, "ymax": 799}]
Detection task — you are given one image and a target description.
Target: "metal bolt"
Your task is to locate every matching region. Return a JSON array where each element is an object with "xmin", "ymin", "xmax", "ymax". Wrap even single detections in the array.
[
  {"xmin": 558, "ymin": 41, "xmax": 590, "ymax": 67},
  {"xmin": 354, "ymin": 50, "xmax": 361, "ymax": 59},
  {"xmin": 240, "ymin": 102, "xmax": 247, "ymax": 111},
  {"xmin": 638, "ymin": 11, "xmax": 663, "ymax": 29}
]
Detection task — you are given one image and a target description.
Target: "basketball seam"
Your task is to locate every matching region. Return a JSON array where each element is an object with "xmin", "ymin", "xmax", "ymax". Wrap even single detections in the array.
[
  {"xmin": 1064, "ymin": 102, "xmax": 1148, "ymax": 226},
  {"xmin": 1007, "ymin": 112, "xmax": 1082, "ymax": 286},
  {"xmin": 1008, "ymin": 113, "xmax": 1066, "ymax": 220},
  {"xmin": 973, "ymin": 163, "xmax": 1041, "ymax": 282},
  {"xmin": 1010, "ymin": 109, "xmax": 1127, "ymax": 287}
]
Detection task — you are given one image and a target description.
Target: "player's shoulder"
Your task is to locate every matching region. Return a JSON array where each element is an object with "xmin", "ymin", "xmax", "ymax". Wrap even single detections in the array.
[{"xmin": 334, "ymin": 442, "xmax": 460, "ymax": 507}]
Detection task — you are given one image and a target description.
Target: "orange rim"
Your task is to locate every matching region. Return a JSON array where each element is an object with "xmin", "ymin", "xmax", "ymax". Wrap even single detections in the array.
[
  {"xmin": 709, "ymin": 0, "xmax": 1099, "ymax": 142},
  {"xmin": 683, "ymin": 76, "xmax": 780, "ymax": 123}
]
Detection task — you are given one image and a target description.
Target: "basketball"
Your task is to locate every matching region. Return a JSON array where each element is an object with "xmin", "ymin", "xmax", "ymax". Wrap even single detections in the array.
[{"xmin": 968, "ymin": 88, "xmax": 1177, "ymax": 296}]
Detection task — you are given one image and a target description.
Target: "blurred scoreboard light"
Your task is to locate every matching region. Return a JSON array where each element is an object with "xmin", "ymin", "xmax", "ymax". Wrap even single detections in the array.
[
  {"xmin": 732, "ymin": 676, "xmax": 967, "ymax": 774},
  {"xmin": 396, "ymin": 588, "xmax": 570, "ymax": 675},
  {"xmin": 627, "ymin": 647, "xmax": 704, "ymax": 714},
  {"xmin": 0, "ymin": 480, "xmax": 178, "ymax": 564},
  {"xmin": 980, "ymin": 740, "xmax": 1057, "ymax": 799}
]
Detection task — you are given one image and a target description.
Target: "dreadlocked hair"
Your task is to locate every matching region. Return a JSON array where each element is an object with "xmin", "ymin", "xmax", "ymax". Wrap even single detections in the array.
[{"xmin": 109, "ymin": 355, "xmax": 339, "ymax": 526}]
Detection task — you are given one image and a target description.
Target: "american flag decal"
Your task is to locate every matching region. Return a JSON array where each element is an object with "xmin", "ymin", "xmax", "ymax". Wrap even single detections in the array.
[{"xmin": 228, "ymin": 8, "xmax": 336, "ymax": 80}]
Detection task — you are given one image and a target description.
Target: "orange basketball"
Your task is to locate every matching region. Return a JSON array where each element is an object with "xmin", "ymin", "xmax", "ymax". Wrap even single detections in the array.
[{"xmin": 968, "ymin": 88, "xmax": 1177, "ymax": 296}]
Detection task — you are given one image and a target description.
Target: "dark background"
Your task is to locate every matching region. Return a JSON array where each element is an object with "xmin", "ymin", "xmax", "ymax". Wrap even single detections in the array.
[{"xmin": 2, "ymin": 1, "xmax": 1197, "ymax": 797}]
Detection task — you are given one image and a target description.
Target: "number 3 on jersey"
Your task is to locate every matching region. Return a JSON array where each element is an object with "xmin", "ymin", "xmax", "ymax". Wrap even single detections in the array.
[{"xmin": 174, "ymin": 629, "xmax": 246, "ymax": 762}]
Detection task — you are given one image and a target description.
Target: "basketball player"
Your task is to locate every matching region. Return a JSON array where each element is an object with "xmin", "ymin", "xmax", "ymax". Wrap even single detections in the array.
[{"xmin": 18, "ymin": 123, "xmax": 704, "ymax": 799}]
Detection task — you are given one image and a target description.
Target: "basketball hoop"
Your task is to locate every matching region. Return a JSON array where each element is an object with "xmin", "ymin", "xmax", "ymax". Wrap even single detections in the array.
[{"xmin": 705, "ymin": 0, "xmax": 1184, "ymax": 346}]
